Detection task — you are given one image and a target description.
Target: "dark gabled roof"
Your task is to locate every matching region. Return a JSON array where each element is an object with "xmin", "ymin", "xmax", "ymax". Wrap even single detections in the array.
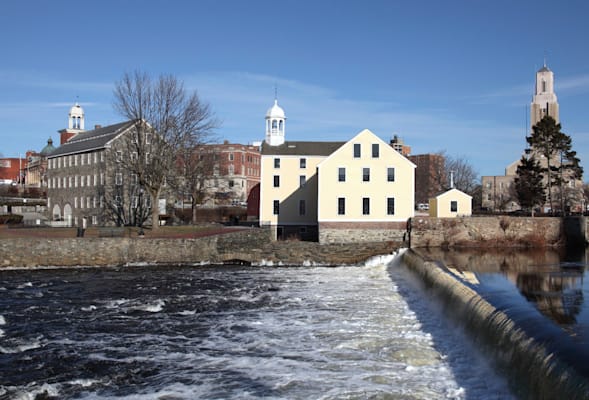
[
  {"xmin": 49, "ymin": 121, "xmax": 135, "ymax": 158},
  {"xmin": 261, "ymin": 140, "xmax": 346, "ymax": 156}
]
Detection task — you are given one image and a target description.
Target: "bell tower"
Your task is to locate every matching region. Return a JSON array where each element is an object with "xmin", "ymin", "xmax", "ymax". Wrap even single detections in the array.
[
  {"xmin": 59, "ymin": 102, "xmax": 86, "ymax": 144},
  {"xmin": 265, "ymin": 98, "xmax": 286, "ymax": 146},
  {"xmin": 530, "ymin": 61, "xmax": 559, "ymax": 130}
]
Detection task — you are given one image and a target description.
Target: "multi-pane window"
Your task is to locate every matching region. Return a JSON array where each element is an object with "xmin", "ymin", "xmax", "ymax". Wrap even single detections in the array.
[
  {"xmin": 387, "ymin": 167, "xmax": 395, "ymax": 182},
  {"xmin": 299, "ymin": 200, "xmax": 306, "ymax": 216},
  {"xmin": 300, "ymin": 158, "xmax": 306, "ymax": 168},
  {"xmin": 274, "ymin": 158, "xmax": 280, "ymax": 168},
  {"xmin": 338, "ymin": 198, "xmax": 345, "ymax": 215},
  {"xmin": 363, "ymin": 197, "xmax": 370, "ymax": 215},
  {"xmin": 363, "ymin": 167, "xmax": 370, "ymax": 182},
  {"xmin": 451, "ymin": 201, "xmax": 458, "ymax": 212},
  {"xmin": 116, "ymin": 151, "xmax": 122, "ymax": 163},
  {"xmin": 387, "ymin": 198, "xmax": 395, "ymax": 215},
  {"xmin": 273, "ymin": 200, "xmax": 279, "ymax": 215},
  {"xmin": 273, "ymin": 175, "xmax": 280, "ymax": 187},
  {"xmin": 372, "ymin": 144, "xmax": 379, "ymax": 158},
  {"xmin": 338, "ymin": 167, "xmax": 346, "ymax": 182},
  {"xmin": 115, "ymin": 173, "xmax": 123, "ymax": 186},
  {"xmin": 299, "ymin": 175, "xmax": 306, "ymax": 187},
  {"xmin": 229, "ymin": 153, "xmax": 234, "ymax": 161},
  {"xmin": 353, "ymin": 143, "xmax": 361, "ymax": 158}
]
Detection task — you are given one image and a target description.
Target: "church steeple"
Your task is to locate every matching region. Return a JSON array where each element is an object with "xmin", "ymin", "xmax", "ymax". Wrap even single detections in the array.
[
  {"xmin": 265, "ymin": 97, "xmax": 286, "ymax": 146},
  {"xmin": 531, "ymin": 61, "xmax": 559, "ymax": 130}
]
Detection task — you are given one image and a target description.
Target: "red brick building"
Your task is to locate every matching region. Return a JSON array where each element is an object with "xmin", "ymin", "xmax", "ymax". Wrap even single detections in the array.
[
  {"xmin": 408, "ymin": 154, "xmax": 446, "ymax": 206},
  {"xmin": 0, "ymin": 158, "xmax": 27, "ymax": 185},
  {"xmin": 200, "ymin": 141, "xmax": 261, "ymax": 209}
]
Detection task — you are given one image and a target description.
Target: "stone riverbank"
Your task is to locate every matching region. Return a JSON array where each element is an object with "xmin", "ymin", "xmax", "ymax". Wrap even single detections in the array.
[{"xmin": 1, "ymin": 227, "xmax": 399, "ymax": 268}]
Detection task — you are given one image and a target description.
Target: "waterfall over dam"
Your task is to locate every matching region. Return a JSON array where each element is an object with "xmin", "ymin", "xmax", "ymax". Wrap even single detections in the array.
[{"xmin": 402, "ymin": 249, "xmax": 589, "ymax": 400}]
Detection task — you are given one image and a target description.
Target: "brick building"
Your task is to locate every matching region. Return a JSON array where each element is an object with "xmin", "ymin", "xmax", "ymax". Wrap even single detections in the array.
[
  {"xmin": 198, "ymin": 141, "xmax": 260, "ymax": 206},
  {"xmin": 408, "ymin": 153, "xmax": 446, "ymax": 206},
  {"xmin": 0, "ymin": 158, "xmax": 27, "ymax": 185}
]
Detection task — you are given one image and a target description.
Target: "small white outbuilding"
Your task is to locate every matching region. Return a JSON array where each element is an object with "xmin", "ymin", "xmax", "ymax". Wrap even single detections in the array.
[{"xmin": 429, "ymin": 188, "xmax": 472, "ymax": 218}]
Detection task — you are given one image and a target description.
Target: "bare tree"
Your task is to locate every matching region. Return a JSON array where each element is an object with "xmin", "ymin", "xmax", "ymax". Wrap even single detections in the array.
[
  {"xmin": 175, "ymin": 140, "xmax": 221, "ymax": 224},
  {"xmin": 433, "ymin": 151, "xmax": 479, "ymax": 195},
  {"xmin": 113, "ymin": 71, "xmax": 218, "ymax": 229}
]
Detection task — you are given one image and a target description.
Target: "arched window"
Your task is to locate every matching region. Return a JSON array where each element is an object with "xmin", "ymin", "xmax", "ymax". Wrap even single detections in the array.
[
  {"xmin": 542, "ymin": 80, "xmax": 546, "ymax": 92},
  {"xmin": 279, "ymin": 120, "xmax": 283, "ymax": 132},
  {"xmin": 272, "ymin": 120, "xmax": 277, "ymax": 131}
]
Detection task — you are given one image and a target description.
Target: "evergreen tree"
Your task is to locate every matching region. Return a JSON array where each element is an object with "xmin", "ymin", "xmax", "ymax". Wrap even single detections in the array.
[
  {"xmin": 514, "ymin": 155, "xmax": 545, "ymax": 216},
  {"xmin": 527, "ymin": 116, "xmax": 583, "ymax": 213}
]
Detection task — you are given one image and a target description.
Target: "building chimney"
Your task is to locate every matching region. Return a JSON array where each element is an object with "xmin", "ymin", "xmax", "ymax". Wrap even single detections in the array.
[{"xmin": 95, "ymin": 124, "xmax": 102, "ymax": 130}]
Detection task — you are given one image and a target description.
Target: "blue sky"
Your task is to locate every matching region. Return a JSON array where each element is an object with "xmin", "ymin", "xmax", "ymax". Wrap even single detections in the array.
[{"xmin": 1, "ymin": 0, "xmax": 588, "ymax": 178}]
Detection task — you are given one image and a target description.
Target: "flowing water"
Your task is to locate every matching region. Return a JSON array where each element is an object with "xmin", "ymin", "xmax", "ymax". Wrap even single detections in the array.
[
  {"xmin": 0, "ymin": 254, "xmax": 514, "ymax": 400},
  {"xmin": 416, "ymin": 247, "xmax": 589, "ymax": 386}
]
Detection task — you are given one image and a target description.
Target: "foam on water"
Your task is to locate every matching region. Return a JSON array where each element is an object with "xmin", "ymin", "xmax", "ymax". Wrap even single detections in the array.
[
  {"xmin": 0, "ymin": 315, "xmax": 6, "ymax": 325},
  {"xmin": 0, "ymin": 260, "xmax": 514, "ymax": 399}
]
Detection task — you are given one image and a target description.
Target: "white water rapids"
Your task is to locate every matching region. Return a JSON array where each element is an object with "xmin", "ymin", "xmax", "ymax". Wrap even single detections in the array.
[{"xmin": 0, "ymin": 252, "xmax": 514, "ymax": 399}]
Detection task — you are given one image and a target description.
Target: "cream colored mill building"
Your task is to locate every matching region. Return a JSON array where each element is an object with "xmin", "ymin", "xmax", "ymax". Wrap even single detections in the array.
[{"xmin": 259, "ymin": 99, "xmax": 416, "ymax": 243}]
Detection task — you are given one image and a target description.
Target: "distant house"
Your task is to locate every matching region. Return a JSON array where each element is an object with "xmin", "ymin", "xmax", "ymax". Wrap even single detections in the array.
[{"xmin": 429, "ymin": 188, "xmax": 472, "ymax": 218}]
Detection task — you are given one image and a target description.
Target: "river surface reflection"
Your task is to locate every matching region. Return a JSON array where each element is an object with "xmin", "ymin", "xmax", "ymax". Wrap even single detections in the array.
[{"xmin": 415, "ymin": 247, "xmax": 589, "ymax": 377}]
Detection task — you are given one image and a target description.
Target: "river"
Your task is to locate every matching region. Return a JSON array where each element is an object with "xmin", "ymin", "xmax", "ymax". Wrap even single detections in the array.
[{"xmin": 0, "ymin": 253, "xmax": 514, "ymax": 399}]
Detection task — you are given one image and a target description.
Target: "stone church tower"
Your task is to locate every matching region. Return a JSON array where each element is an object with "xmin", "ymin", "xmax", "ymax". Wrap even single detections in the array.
[{"xmin": 530, "ymin": 62, "xmax": 559, "ymax": 130}]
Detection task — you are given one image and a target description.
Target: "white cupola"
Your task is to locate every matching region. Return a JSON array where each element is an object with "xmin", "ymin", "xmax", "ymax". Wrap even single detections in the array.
[
  {"xmin": 68, "ymin": 102, "xmax": 85, "ymax": 131},
  {"xmin": 265, "ymin": 99, "xmax": 286, "ymax": 146}
]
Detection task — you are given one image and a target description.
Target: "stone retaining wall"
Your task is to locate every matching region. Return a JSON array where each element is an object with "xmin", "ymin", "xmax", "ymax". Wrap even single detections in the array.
[
  {"xmin": 409, "ymin": 216, "xmax": 566, "ymax": 248},
  {"xmin": 319, "ymin": 221, "xmax": 406, "ymax": 244},
  {"xmin": 1, "ymin": 228, "xmax": 400, "ymax": 268}
]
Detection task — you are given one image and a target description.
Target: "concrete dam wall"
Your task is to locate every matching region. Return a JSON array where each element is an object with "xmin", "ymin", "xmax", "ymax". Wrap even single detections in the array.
[{"xmin": 401, "ymin": 249, "xmax": 589, "ymax": 400}]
